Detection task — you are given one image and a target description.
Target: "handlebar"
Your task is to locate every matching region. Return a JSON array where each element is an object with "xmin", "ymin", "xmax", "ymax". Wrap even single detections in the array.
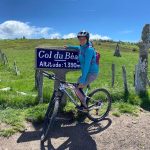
[
  {"xmin": 43, "ymin": 71, "xmax": 55, "ymax": 79},
  {"xmin": 42, "ymin": 71, "xmax": 90, "ymax": 88},
  {"xmin": 42, "ymin": 71, "xmax": 67, "ymax": 84}
]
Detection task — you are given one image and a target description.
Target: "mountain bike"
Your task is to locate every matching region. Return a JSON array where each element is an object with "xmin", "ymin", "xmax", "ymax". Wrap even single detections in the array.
[{"xmin": 41, "ymin": 71, "xmax": 112, "ymax": 142}]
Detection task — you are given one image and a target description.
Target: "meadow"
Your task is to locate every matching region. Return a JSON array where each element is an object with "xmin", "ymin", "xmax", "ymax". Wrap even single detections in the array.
[{"xmin": 0, "ymin": 38, "xmax": 150, "ymax": 137}]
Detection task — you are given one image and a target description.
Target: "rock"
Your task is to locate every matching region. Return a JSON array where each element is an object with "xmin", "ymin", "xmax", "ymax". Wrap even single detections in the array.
[
  {"xmin": 114, "ymin": 43, "xmax": 121, "ymax": 57},
  {"xmin": 16, "ymin": 91, "xmax": 27, "ymax": 96},
  {"xmin": 132, "ymin": 121, "xmax": 138, "ymax": 124},
  {"xmin": 0, "ymin": 87, "xmax": 11, "ymax": 91},
  {"xmin": 140, "ymin": 108, "xmax": 144, "ymax": 112}
]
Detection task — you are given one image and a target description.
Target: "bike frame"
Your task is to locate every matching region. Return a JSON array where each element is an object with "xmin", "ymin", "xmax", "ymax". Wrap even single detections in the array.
[
  {"xmin": 57, "ymin": 82, "xmax": 89, "ymax": 107},
  {"xmin": 42, "ymin": 71, "xmax": 90, "ymax": 107}
]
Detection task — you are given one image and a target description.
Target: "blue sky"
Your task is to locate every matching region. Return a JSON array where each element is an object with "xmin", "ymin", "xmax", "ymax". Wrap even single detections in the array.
[{"xmin": 0, "ymin": 0, "xmax": 150, "ymax": 41}]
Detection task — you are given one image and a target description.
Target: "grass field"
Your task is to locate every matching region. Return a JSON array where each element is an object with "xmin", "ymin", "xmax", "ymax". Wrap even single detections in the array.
[{"xmin": 0, "ymin": 39, "xmax": 150, "ymax": 137}]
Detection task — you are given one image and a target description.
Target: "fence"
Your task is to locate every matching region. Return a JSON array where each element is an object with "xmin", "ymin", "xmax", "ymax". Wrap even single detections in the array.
[{"xmin": 0, "ymin": 49, "xmax": 20, "ymax": 75}]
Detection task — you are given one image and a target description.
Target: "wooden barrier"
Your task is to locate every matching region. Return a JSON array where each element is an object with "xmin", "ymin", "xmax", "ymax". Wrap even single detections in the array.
[
  {"xmin": 111, "ymin": 64, "xmax": 115, "ymax": 87},
  {"xmin": 0, "ymin": 50, "xmax": 8, "ymax": 65},
  {"xmin": 14, "ymin": 61, "xmax": 20, "ymax": 75},
  {"xmin": 0, "ymin": 49, "xmax": 2, "ymax": 62},
  {"xmin": 122, "ymin": 65, "xmax": 128, "ymax": 92}
]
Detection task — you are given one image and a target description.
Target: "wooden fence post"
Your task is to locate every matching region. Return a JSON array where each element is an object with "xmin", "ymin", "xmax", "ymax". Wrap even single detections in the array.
[
  {"xmin": 122, "ymin": 65, "xmax": 128, "ymax": 92},
  {"xmin": 2, "ymin": 53, "xmax": 5, "ymax": 65},
  {"xmin": 135, "ymin": 64, "xmax": 138, "ymax": 89},
  {"xmin": 37, "ymin": 70, "xmax": 44, "ymax": 103},
  {"xmin": 112, "ymin": 64, "xmax": 115, "ymax": 87},
  {"xmin": 133, "ymin": 65, "xmax": 136, "ymax": 87},
  {"xmin": 0, "ymin": 49, "xmax": 2, "ymax": 62},
  {"xmin": 4, "ymin": 53, "xmax": 8, "ymax": 65},
  {"xmin": 14, "ymin": 61, "xmax": 20, "ymax": 75},
  {"xmin": 1, "ymin": 53, "xmax": 8, "ymax": 65},
  {"xmin": 35, "ymin": 69, "xmax": 38, "ymax": 90}
]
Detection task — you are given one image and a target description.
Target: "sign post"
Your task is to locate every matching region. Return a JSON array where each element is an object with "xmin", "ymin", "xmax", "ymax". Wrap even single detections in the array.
[{"xmin": 35, "ymin": 47, "xmax": 80, "ymax": 105}]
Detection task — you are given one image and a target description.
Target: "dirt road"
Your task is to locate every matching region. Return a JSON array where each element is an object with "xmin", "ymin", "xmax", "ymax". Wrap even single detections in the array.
[{"xmin": 0, "ymin": 111, "xmax": 150, "ymax": 150}]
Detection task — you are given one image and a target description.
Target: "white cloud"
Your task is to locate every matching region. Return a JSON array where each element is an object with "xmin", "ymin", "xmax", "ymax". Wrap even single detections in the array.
[
  {"xmin": 49, "ymin": 33, "xmax": 61, "ymax": 39},
  {"xmin": 90, "ymin": 33, "xmax": 111, "ymax": 40},
  {"xmin": 62, "ymin": 33, "xmax": 76, "ymax": 39},
  {"xmin": 62, "ymin": 33, "xmax": 111, "ymax": 40},
  {"xmin": 0, "ymin": 20, "xmax": 111, "ymax": 40},
  {"xmin": 0, "ymin": 20, "xmax": 52, "ymax": 39}
]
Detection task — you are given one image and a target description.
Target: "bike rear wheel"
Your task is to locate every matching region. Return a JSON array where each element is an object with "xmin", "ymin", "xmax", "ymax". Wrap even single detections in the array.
[
  {"xmin": 87, "ymin": 88, "xmax": 112, "ymax": 122},
  {"xmin": 41, "ymin": 97, "xmax": 60, "ymax": 143}
]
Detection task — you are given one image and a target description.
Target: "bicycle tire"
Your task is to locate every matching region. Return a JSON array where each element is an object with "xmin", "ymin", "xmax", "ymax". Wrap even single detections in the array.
[
  {"xmin": 41, "ymin": 97, "xmax": 60, "ymax": 142},
  {"xmin": 86, "ymin": 88, "xmax": 112, "ymax": 122}
]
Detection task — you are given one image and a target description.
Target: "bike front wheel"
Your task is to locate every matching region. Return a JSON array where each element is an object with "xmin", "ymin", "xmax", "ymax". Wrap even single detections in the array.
[
  {"xmin": 86, "ymin": 88, "xmax": 112, "ymax": 122},
  {"xmin": 41, "ymin": 97, "xmax": 60, "ymax": 143}
]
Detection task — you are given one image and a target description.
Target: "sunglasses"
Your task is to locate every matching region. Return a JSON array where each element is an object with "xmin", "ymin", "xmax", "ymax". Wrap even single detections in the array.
[{"xmin": 78, "ymin": 37, "xmax": 86, "ymax": 41}]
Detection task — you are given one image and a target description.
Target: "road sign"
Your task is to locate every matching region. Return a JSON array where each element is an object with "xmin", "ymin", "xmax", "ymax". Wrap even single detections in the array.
[{"xmin": 36, "ymin": 48, "xmax": 81, "ymax": 69}]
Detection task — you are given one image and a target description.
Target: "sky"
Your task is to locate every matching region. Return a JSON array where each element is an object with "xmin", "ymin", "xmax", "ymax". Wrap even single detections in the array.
[{"xmin": 0, "ymin": 0, "xmax": 150, "ymax": 42}]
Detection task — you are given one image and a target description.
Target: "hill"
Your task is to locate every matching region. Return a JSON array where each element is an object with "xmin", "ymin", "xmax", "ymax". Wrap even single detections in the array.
[{"xmin": 0, "ymin": 39, "xmax": 149, "ymax": 136}]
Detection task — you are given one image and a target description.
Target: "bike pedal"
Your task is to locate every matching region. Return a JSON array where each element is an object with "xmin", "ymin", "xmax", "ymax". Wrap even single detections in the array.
[
  {"xmin": 79, "ymin": 109, "xmax": 88, "ymax": 113},
  {"xmin": 76, "ymin": 106, "xmax": 88, "ymax": 113},
  {"xmin": 96, "ymin": 101, "xmax": 103, "ymax": 106}
]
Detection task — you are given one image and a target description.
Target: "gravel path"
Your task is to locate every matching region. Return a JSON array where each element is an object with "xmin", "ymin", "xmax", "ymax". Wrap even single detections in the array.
[{"xmin": 0, "ymin": 111, "xmax": 150, "ymax": 150}]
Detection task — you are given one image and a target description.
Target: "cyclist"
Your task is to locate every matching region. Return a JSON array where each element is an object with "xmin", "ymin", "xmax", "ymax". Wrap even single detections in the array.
[{"xmin": 64, "ymin": 31, "xmax": 100, "ymax": 111}]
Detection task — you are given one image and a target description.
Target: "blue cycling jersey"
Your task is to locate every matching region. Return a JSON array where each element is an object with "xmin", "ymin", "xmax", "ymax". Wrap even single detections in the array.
[{"xmin": 67, "ymin": 42, "xmax": 99, "ymax": 84}]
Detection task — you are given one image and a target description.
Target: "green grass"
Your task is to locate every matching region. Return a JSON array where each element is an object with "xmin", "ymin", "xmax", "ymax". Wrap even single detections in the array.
[
  {"xmin": 0, "ymin": 128, "xmax": 17, "ymax": 137},
  {"xmin": 0, "ymin": 108, "xmax": 25, "ymax": 137},
  {"xmin": 0, "ymin": 39, "xmax": 150, "ymax": 137},
  {"xmin": 25, "ymin": 104, "xmax": 48, "ymax": 123},
  {"xmin": 112, "ymin": 111, "xmax": 121, "ymax": 117}
]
